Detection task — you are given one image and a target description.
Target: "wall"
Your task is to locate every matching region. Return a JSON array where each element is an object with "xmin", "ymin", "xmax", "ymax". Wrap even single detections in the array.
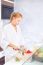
[
  {"xmin": 14, "ymin": 0, "xmax": 43, "ymax": 44},
  {"xmin": 14, "ymin": 1, "xmax": 43, "ymax": 40},
  {"xmin": 0, "ymin": 0, "xmax": 3, "ymax": 43},
  {"xmin": 0, "ymin": 1, "xmax": 1, "ymax": 19}
]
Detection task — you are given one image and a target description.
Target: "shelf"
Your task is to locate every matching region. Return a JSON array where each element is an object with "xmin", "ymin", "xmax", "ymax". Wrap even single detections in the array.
[{"xmin": 1, "ymin": 0, "xmax": 14, "ymax": 7}]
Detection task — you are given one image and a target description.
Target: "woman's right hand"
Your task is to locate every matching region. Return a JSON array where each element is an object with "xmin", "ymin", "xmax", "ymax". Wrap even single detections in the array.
[{"xmin": 7, "ymin": 43, "xmax": 19, "ymax": 50}]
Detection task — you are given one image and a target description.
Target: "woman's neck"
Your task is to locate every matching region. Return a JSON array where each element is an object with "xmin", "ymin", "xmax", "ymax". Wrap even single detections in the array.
[{"xmin": 11, "ymin": 22, "xmax": 17, "ymax": 32}]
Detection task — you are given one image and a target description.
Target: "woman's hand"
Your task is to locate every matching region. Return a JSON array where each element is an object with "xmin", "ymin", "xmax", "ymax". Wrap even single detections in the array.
[{"xmin": 7, "ymin": 43, "xmax": 19, "ymax": 50}]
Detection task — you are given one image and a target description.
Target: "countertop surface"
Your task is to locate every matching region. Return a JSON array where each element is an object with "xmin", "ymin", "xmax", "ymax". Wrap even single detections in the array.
[{"xmin": 4, "ymin": 58, "xmax": 43, "ymax": 65}]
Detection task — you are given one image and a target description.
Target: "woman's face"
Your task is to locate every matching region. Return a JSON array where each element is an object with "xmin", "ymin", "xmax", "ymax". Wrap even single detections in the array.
[{"xmin": 12, "ymin": 17, "xmax": 22, "ymax": 26}]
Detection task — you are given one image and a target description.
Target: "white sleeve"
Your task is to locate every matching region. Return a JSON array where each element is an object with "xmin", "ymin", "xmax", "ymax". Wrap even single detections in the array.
[{"xmin": 1, "ymin": 27, "xmax": 9, "ymax": 50}]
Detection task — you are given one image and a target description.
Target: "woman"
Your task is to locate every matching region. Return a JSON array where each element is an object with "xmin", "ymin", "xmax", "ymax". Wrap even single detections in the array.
[{"xmin": 1, "ymin": 12, "xmax": 25, "ymax": 61}]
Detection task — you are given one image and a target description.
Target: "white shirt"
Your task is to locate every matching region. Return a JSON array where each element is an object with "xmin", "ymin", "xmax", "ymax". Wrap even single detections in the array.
[
  {"xmin": 1, "ymin": 23, "xmax": 24, "ymax": 49},
  {"xmin": 1, "ymin": 23, "xmax": 25, "ymax": 62}
]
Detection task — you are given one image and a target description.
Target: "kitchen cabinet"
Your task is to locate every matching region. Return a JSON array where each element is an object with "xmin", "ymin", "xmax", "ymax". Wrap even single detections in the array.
[
  {"xmin": 0, "ymin": 47, "xmax": 5, "ymax": 65},
  {"xmin": 1, "ymin": 0, "xmax": 14, "ymax": 19}
]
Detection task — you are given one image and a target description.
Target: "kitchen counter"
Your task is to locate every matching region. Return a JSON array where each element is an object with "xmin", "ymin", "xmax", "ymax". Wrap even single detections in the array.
[
  {"xmin": 23, "ymin": 60, "xmax": 43, "ymax": 65},
  {"xmin": 4, "ymin": 46, "xmax": 43, "ymax": 65},
  {"xmin": 4, "ymin": 58, "xmax": 43, "ymax": 65}
]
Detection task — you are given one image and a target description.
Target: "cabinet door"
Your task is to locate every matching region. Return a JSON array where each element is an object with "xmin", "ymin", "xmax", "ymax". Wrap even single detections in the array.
[{"xmin": 1, "ymin": 4, "xmax": 14, "ymax": 19}]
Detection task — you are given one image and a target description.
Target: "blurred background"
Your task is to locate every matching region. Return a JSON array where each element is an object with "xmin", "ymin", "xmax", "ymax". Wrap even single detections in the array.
[{"xmin": 0, "ymin": 0, "xmax": 43, "ymax": 50}]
